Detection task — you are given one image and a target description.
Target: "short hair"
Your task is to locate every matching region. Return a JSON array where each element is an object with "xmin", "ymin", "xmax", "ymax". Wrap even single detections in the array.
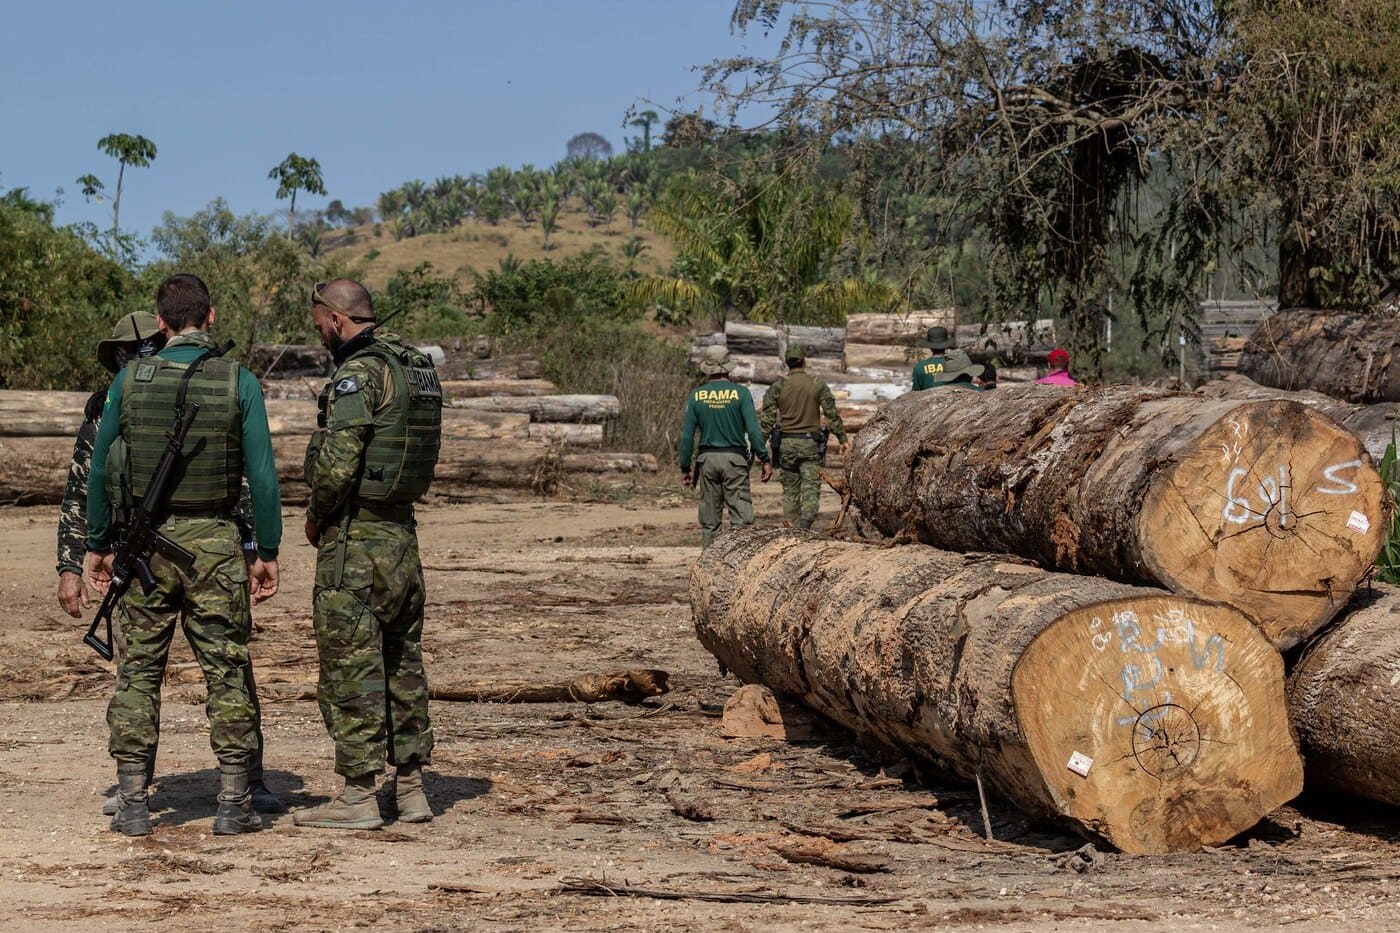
[
  {"xmin": 785, "ymin": 356, "xmax": 805, "ymax": 368},
  {"xmin": 156, "ymin": 273, "xmax": 212, "ymax": 331}
]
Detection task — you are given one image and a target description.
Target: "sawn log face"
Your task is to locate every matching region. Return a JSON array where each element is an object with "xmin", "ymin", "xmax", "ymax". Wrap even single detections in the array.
[
  {"xmin": 847, "ymin": 384, "xmax": 1388, "ymax": 649},
  {"xmin": 690, "ymin": 527, "xmax": 1302, "ymax": 854}
]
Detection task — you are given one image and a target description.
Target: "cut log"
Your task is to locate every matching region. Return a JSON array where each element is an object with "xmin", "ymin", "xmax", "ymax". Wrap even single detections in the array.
[
  {"xmin": 439, "ymin": 379, "xmax": 558, "ymax": 398},
  {"xmin": 1239, "ymin": 309, "xmax": 1400, "ymax": 403},
  {"xmin": 0, "ymin": 390, "xmax": 95, "ymax": 436},
  {"xmin": 263, "ymin": 669, "xmax": 670, "ymax": 704},
  {"xmin": 527, "ymin": 423, "xmax": 604, "ymax": 446},
  {"xmin": 447, "ymin": 394, "xmax": 620, "ymax": 424},
  {"xmin": 1199, "ymin": 375, "xmax": 1400, "ymax": 463},
  {"xmin": 723, "ymin": 322, "xmax": 846, "ymax": 359},
  {"xmin": 692, "ymin": 527, "xmax": 1302, "ymax": 854},
  {"xmin": 726, "ymin": 354, "xmax": 845, "ymax": 386},
  {"xmin": 845, "ymin": 340, "xmax": 1052, "ymax": 369},
  {"xmin": 843, "ymin": 343, "xmax": 915, "ymax": 370},
  {"xmin": 845, "ymin": 310, "xmax": 956, "ymax": 345},
  {"xmin": 438, "ymin": 353, "xmax": 545, "ymax": 381},
  {"xmin": 262, "ymin": 401, "xmax": 529, "ymax": 440},
  {"xmin": 849, "ymin": 384, "xmax": 1389, "ymax": 649},
  {"xmin": 1287, "ymin": 585, "xmax": 1400, "ymax": 807}
]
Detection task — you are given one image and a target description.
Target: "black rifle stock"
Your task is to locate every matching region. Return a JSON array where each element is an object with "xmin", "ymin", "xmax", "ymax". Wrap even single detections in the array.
[{"xmin": 83, "ymin": 341, "xmax": 232, "ymax": 660}]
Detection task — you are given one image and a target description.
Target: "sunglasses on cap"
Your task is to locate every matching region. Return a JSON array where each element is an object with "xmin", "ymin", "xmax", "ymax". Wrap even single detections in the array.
[{"xmin": 312, "ymin": 282, "xmax": 376, "ymax": 322}]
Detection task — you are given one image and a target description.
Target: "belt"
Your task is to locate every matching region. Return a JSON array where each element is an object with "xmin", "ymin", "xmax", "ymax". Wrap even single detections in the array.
[
  {"xmin": 165, "ymin": 503, "xmax": 234, "ymax": 518},
  {"xmin": 699, "ymin": 445, "xmax": 749, "ymax": 456},
  {"xmin": 352, "ymin": 501, "xmax": 415, "ymax": 524}
]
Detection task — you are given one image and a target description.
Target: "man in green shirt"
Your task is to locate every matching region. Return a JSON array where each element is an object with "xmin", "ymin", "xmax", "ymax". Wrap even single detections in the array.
[
  {"xmin": 86, "ymin": 273, "xmax": 282, "ymax": 838},
  {"xmin": 760, "ymin": 344, "xmax": 848, "ymax": 529},
  {"xmin": 911, "ymin": 325, "xmax": 957, "ymax": 390},
  {"xmin": 679, "ymin": 345, "xmax": 771, "ymax": 546},
  {"xmin": 925, "ymin": 348, "xmax": 984, "ymax": 391}
]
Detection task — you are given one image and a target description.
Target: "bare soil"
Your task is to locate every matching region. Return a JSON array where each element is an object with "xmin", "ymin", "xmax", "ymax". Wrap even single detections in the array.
[{"xmin": 1, "ymin": 483, "xmax": 1398, "ymax": 931}]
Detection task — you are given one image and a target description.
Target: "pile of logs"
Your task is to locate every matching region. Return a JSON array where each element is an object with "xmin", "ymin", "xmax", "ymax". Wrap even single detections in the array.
[
  {"xmin": 0, "ymin": 373, "xmax": 655, "ymax": 503},
  {"xmin": 1240, "ymin": 308, "xmax": 1400, "ymax": 403},
  {"xmin": 691, "ymin": 380, "xmax": 1397, "ymax": 853}
]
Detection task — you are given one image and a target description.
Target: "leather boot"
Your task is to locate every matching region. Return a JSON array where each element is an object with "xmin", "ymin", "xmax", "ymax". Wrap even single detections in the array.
[
  {"xmin": 109, "ymin": 762, "xmax": 152, "ymax": 836},
  {"xmin": 103, "ymin": 755, "xmax": 155, "ymax": 816},
  {"xmin": 248, "ymin": 759, "xmax": 283, "ymax": 814},
  {"xmin": 394, "ymin": 766, "xmax": 432, "ymax": 823},
  {"xmin": 293, "ymin": 775, "xmax": 383, "ymax": 830},
  {"xmin": 212, "ymin": 764, "xmax": 262, "ymax": 835}
]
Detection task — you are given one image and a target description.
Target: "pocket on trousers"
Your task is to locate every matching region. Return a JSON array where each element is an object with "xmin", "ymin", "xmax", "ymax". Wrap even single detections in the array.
[{"xmin": 195, "ymin": 532, "xmax": 248, "ymax": 586}]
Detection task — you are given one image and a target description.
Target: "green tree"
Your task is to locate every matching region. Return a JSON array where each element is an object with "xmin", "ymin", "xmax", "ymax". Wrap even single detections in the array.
[
  {"xmin": 539, "ymin": 198, "xmax": 560, "ymax": 249},
  {"xmin": 96, "ymin": 132, "xmax": 157, "ymax": 248},
  {"xmin": 267, "ymin": 152, "xmax": 327, "ymax": 233},
  {"xmin": 629, "ymin": 109, "xmax": 660, "ymax": 153},
  {"xmin": 76, "ymin": 174, "xmax": 105, "ymax": 204}
]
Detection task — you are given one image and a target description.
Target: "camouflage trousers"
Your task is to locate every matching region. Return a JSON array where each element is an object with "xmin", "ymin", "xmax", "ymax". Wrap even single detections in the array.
[
  {"xmin": 313, "ymin": 518, "xmax": 433, "ymax": 779},
  {"xmin": 696, "ymin": 452, "xmax": 754, "ymax": 547},
  {"xmin": 108, "ymin": 517, "xmax": 260, "ymax": 767},
  {"xmin": 778, "ymin": 437, "xmax": 823, "ymax": 528}
]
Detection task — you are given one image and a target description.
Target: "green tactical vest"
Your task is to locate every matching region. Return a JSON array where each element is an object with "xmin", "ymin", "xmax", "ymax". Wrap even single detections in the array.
[
  {"xmin": 344, "ymin": 336, "xmax": 443, "ymax": 505},
  {"xmin": 103, "ymin": 435, "xmax": 134, "ymax": 525},
  {"xmin": 118, "ymin": 351, "xmax": 242, "ymax": 509}
]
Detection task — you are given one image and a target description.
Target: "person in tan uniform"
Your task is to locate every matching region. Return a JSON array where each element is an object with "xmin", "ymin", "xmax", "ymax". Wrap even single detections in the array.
[{"xmin": 759, "ymin": 344, "xmax": 848, "ymax": 529}]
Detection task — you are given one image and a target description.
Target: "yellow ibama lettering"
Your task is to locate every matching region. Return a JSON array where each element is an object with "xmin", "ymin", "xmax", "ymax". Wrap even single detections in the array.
[
  {"xmin": 696, "ymin": 389, "xmax": 740, "ymax": 403},
  {"xmin": 922, "ymin": 362, "xmax": 945, "ymax": 375}
]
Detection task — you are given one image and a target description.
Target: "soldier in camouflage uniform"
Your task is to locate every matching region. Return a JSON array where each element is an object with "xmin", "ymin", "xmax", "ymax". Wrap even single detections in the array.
[
  {"xmin": 679, "ymin": 346, "xmax": 772, "ymax": 546},
  {"xmin": 293, "ymin": 279, "xmax": 442, "ymax": 831},
  {"xmin": 59, "ymin": 314, "xmax": 282, "ymax": 819},
  {"xmin": 86, "ymin": 274, "xmax": 283, "ymax": 837},
  {"xmin": 760, "ymin": 344, "xmax": 848, "ymax": 530}
]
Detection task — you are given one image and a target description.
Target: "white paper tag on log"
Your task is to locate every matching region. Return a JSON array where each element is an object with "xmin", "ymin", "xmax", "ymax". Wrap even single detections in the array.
[
  {"xmin": 1066, "ymin": 752, "xmax": 1093, "ymax": 777},
  {"xmin": 1348, "ymin": 511, "xmax": 1371, "ymax": 535}
]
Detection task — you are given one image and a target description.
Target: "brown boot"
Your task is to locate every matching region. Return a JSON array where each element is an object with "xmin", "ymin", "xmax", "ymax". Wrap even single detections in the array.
[
  {"xmin": 109, "ymin": 762, "xmax": 151, "ymax": 837},
  {"xmin": 293, "ymin": 775, "xmax": 383, "ymax": 830},
  {"xmin": 212, "ymin": 764, "xmax": 262, "ymax": 835},
  {"xmin": 394, "ymin": 767, "xmax": 432, "ymax": 823}
]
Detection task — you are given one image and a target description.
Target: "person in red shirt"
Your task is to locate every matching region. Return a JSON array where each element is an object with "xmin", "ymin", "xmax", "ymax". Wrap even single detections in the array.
[{"xmin": 1037, "ymin": 348, "xmax": 1078, "ymax": 386}]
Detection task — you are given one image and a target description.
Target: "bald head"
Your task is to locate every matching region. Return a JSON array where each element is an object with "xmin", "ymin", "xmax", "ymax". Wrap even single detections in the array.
[{"xmin": 318, "ymin": 279, "xmax": 374, "ymax": 319}]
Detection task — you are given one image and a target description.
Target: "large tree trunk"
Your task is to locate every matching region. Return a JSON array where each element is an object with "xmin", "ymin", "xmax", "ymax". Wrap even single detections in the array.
[
  {"xmin": 1239, "ymin": 309, "xmax": 1400, "ymax": 403},
  {"xmin": 1287, "ymin": 584, "xmax": 1400, "ymax": 807},
  {"xmin": 692, "ymin": 527, "xmax": 1302, "ymax": 854},
  {"xmin": 848, "ymin": 384, "xmax": 1388, "ymax": 649},
  {"xmin": 1198, "ymin": 375, "xmax": 1400, "ymax": 463},
  {"xmin": 447, "ymin": 394, "xmax": 620, "ymax": 423}
]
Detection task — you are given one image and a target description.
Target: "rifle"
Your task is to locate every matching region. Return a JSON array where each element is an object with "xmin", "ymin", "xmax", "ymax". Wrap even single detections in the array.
[{"xmin": 83, "ymin": 341, "xmax": 233, "ymax": 660}]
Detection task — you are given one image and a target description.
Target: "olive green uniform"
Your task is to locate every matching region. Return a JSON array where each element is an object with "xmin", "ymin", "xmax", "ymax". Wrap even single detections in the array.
[
  {"xmin": 679, "ymin": 379, "xmax": 768, "ymax": 546},
  {"xmin": 88, "ymin": 332, "xmax": 282, "ymax": 767},
  {"xmin": 760, "ymin": 370, "xmax": 847, "ymax": 528},
  {"xmin": 304, "ymin": 331, "xmax": 442, "ymax": 779},
  {"xmin": 912, "ymin": 354, "xmax": 950, "ymax": 391}
]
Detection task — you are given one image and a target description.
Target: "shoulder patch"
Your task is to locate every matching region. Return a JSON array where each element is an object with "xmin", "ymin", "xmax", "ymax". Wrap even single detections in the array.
[
  {"xmin": 132, "ymin": 361, "xmax": 158, "ymax": 383},
  {"xmin": 332, "ymin": 375, "xmax": 362, "ymax": 397}
]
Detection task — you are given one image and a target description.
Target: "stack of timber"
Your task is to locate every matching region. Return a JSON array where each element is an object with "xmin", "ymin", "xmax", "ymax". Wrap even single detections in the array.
[
  {"xmin": 1239, "ymin": 309, "xmax": 1400, "ymax": 402},
  {"xmin": 0, "ymin": 389, "xmax": 654, "ymax": 504},
  {"xmin": 1192, "ymin": 299, "xmax": 1275, "ymax": 380},
  {"xmin": 847, "ymin": 384, "xmax": 1388, "ymax": 650},
  {"xmin": 692, "ymin": 526, "xmax": 1303, "ymax": 854}
]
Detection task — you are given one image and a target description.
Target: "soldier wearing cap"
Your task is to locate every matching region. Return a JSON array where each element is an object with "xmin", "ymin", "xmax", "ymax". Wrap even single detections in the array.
[
  {"xmin": 912, "ymin": 326, "xmax": 958, "ymax": 391},
  {"xmin": 679, "ymin": 345, "xmax": 771, "ymax": 546},
  {"xmin": 60, "ymin": 312, "xmax": 283, "ymax": 824},
  {"xmin": 760, "ymin": 343, "xmax": 848, "ymax": 530}
]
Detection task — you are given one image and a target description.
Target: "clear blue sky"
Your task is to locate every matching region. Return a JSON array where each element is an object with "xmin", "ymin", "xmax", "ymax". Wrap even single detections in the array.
[{"xmin": 0, "ymin": 0, "xmax": 777, "ymax": 238}]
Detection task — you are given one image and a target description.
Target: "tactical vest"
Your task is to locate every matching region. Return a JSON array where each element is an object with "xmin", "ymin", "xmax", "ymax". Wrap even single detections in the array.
[
  {"xmin": 341, "ymin": 337, "xmax": 443, "ymax": 505},
  {"xmin": 119, "ymin": 351, "xmax": 242, "ymax": 509}
]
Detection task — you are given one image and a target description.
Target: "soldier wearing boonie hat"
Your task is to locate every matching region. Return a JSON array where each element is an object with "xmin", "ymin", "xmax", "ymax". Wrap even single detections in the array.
[
  {"xmin": 927, "ymin": 348, "xmax": 984, "ymax": 389},
  {"xmin": 678, "ymin": 345, "xmax": 771, "ymax": 545}
]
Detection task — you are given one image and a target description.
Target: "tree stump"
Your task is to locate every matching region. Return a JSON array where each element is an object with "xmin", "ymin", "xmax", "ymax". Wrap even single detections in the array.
[
  {"xmin": 691, "ymin": 527, "xmax": 1302, "ymax": 854},
  {"xmin": 849, "ymin": 384, "xmax": 1388, "ymax": 649}
]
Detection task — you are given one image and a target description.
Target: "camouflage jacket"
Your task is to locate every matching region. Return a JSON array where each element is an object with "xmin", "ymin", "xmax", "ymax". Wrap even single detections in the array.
[
  {"xmin": 760, "ymin": 370, "xmax": 848, "ymax": 442},
  {"xmin": 57, "ymin": 390, "xmax": 256, "ymax": 576},
  {"xmin": 304, "ymin": 343, "xmax": 396, "ymax": 530}
]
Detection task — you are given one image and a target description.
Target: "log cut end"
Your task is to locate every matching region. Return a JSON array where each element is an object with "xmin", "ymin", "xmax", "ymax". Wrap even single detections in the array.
[
  {"xmin": 1013, "ymin": 595, "xmax": 1302, "ymax": 854},
  {"xmin": 1139, "ymin": 399, "xmax": 1388, "ymax": 649}
]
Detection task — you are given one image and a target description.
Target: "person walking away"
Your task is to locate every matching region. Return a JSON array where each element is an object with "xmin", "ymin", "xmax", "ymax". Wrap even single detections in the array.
[
  {"xmin": 760, "ymin": 343, "xmax": 849, "ymax": 530},
  {"xmin": 911, "ymin": 326, "xmax": 957, "ymax": 391},
  {"xmin": 1037, "ymin": 348, "xmax": 1078, "ymax": 386},
  {"xmin": 678, "ymin": 345, "xmax": 771, "ymax": 546},
  {"xmin": 294, "ymin": 279, "xmax": 442, "ymax": 830},
  {"xmin": 85, "ymin": 274, "xmax": 282, "ymax": 837}
]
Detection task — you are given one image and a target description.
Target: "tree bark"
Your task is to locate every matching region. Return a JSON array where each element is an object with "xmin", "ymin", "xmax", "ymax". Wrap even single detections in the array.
[
  {"xmin": 724, "ymin": 355, "xmax": 845, "ymax": 386},
  {"xmin": 723, "ymin": 322, "xmax": 845, "ymax": 359},
  {"xmin": 1198, "ymin": 375, "xmax": 1400, "ymax": 464},
  {"xmin": 1287, "ymin": 584, "xmax": 1400, "ymax": 807},
  {"xmin": 438, "ymin": 353, "xmax": 545, "ymax": 381},
  {"xmin": 692, "ymin": 527, "xmax": 1302, "ymax": 854},
  {"xmin": 1239, "ymin": 309, "xmax": 1400, "ymax": 403},
  {"xmin": 848, "ymin": 384, "xmax": 1388, "ymax": 649},
  {"xmin": 447, "ymin": 394, "xmax": 620, "ymax": 423},
  {"xmin": 527, "ymin": 423, "xmax": 604, "ymax": 446}
]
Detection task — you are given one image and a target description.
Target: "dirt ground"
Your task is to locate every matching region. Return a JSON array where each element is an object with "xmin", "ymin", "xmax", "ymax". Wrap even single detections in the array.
[{"xmin": 2, "ymin": 482, "xmax": 1399, "ymax": 932}]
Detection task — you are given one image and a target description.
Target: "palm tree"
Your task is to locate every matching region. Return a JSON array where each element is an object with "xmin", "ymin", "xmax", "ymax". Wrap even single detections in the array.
[
  {"xmin": 626, "ymin": 190, "xmax": 646, "ymax": 230},
  {"xmin": 539, "ymin": 198, "xmax": 560, "ymax": 249},
  {"xmin": 96, "ymin": 132, "xmax": 157, "ymax": 246},
  {"xmin": 620, "ymin": 235, "xmax": 648, "ymax": 274},
  {"xmin": 594, "ymin": 190, "xmax": 619, "ymax": 228},
  {"xmin": 267, "ymin": 152, "xmax": 327, "ymax": 233},
  {"xmin": 378, "ymin": 188, "xmax": 406, "ymax": 222},
  {"xmin": 76, "ymin": 174, "xmax": 105, "ymax": 203},
  {"xmin": 629, "ymin": 110, "xmax": 660, "ymax": 153}
]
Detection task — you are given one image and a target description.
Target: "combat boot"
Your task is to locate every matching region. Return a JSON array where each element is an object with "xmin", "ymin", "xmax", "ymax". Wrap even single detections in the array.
[
  {"xmin": 109, "ymin": 762, "xmax": 152, "ymax": 836},
  {"xmin": 211, "ymin": 764, "xmax": 262, "ymax": 835},
  {"xmin": 102, "ymin": 755, "xmax": 155, "ymax": 816},
  {"xmin": 293, "ymin": 775, "xmax": 383, "ymax": 830},
  {"xmin": 248, "ymin": 761, "xmax": 283, "ymax": 813},
  {"xmin": 394, "ymin": 766, "xmax": 433, "ymax": 823}
]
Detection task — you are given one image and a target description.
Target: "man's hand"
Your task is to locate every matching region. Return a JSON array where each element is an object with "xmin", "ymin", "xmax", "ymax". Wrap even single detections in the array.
[
  {"xmin": 837, "ymin": 441, "xmax": 851, "ymax": 456},
  {"xmin": 57, "ymin": 571, "xmax": 90, "ymax": 618},
  {"xmin": 305, "ymin": 517, "xmax": 321, "ymax": 547},
  {"xmin": 248, "ymin": 558, "xmax": 280, "ymax": 605},
  {"xmin": 85, "ymin": 551, "xmax": 115, "ymax": 596},
  {"xmin": 761, "ymin": 462, "xmax": 773, "ymax": 483},
  {"xmin": 681, "ymin": 471, "xmax": 694, "ymax": 488}
]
